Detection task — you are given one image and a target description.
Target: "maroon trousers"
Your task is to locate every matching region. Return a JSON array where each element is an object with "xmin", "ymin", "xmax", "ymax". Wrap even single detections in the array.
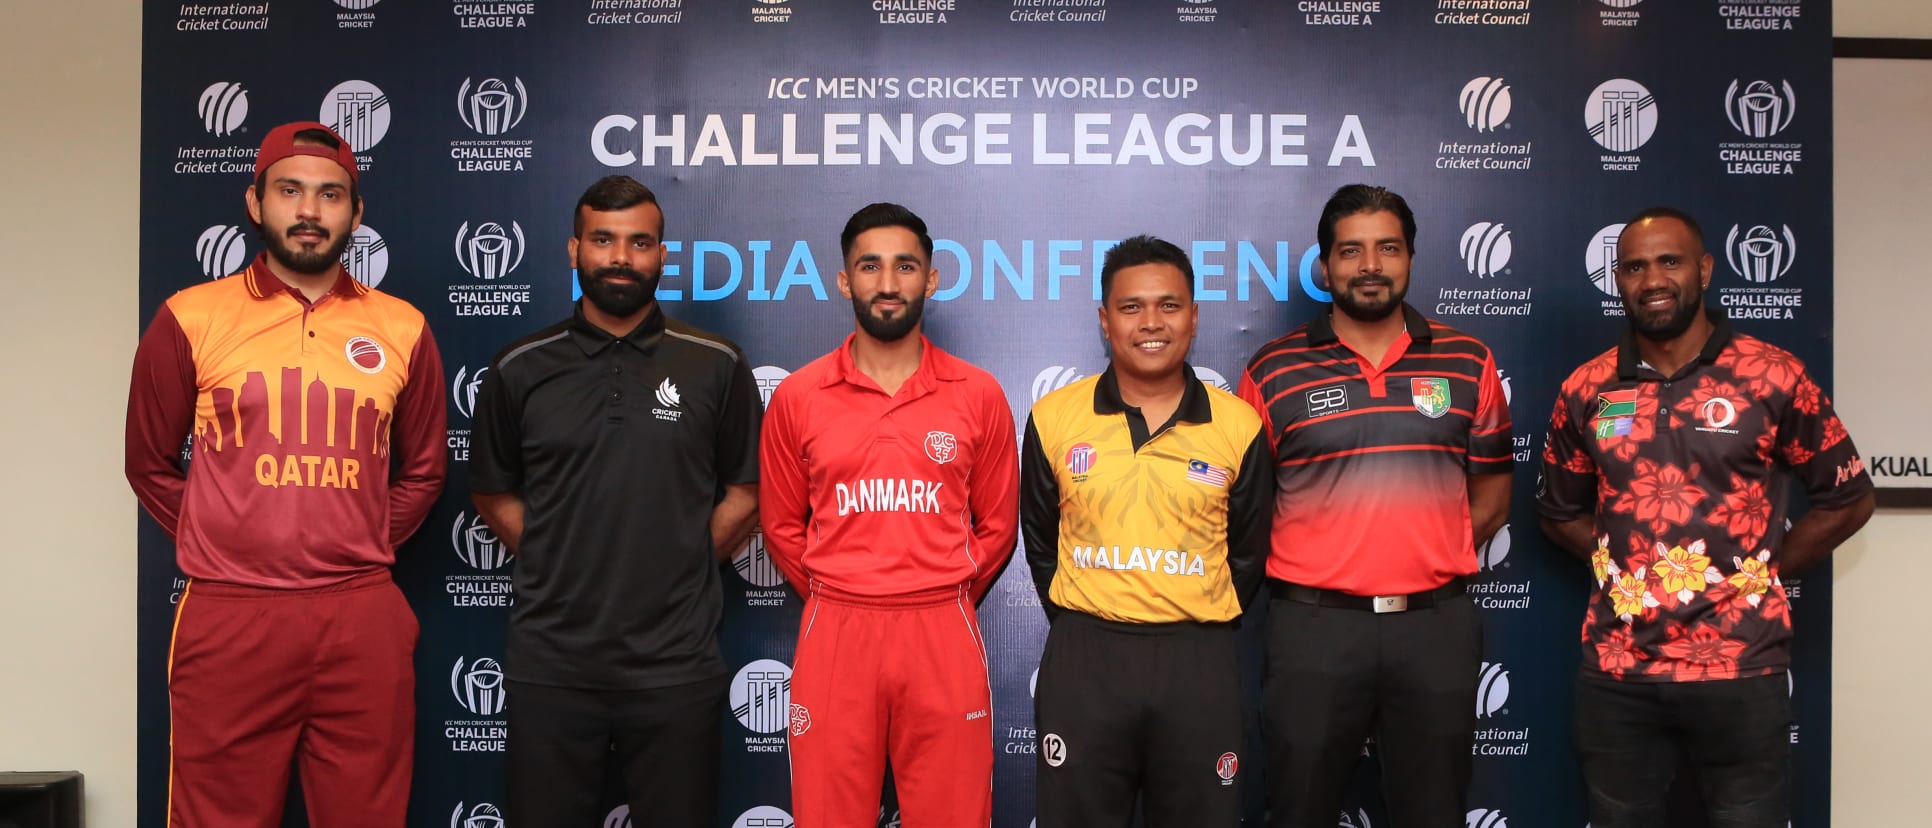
[{"xmin": 167, "ymin": 570, "xmax": 417, "ymax": 827}]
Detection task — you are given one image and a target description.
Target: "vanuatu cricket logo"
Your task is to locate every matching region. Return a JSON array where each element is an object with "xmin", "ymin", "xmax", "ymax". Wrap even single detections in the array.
[
  {"xmin": 1593, "ymin": 389, "xmax": 1639, "ymax": 440},
  {"xmin": 1411, "ymin": 377, "xmax": 1451, "ymax": 418}
]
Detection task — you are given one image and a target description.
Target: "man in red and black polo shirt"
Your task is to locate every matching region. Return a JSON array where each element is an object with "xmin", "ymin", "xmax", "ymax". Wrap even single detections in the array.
[
  {"xmin": 1538, "ymin": 207, "xmax": 1874, "ymax": 828},
  {"xmin": 126, "ymin": 121, "xmax": 447, "ymax": 826},
  {"xmin": 1237, "ymin": 185, "xmax": 1512, "ymax": 828},
  {"xmin": 760, "ymin": 203, "xmax": 1019, "ymax": 828}
]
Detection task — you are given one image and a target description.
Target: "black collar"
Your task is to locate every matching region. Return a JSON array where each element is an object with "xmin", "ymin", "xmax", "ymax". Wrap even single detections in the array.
[
  {"xmin": 1093, "ymin": 363, "xmax": 1215, "ymax": 425},
  {"xmin": 567, "ymin": 301, "xmax": 667, "ymax": 356},
  {"xmin": 1617, "ymin": 307, "xmax": 1732, "ymax": 380},
  {"xmin": 1306, "ymin": 302, "xmax": 1432, "ymax": 347}
]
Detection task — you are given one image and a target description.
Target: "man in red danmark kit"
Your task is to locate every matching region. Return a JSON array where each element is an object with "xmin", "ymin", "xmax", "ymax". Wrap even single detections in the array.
[
  {"xmin": 759, "ymin": 202, "xmax": 1020, "ymax": 828},
  {"xmin": 125, "ymin": 121, "xmax": 446, "ymax": 827}
]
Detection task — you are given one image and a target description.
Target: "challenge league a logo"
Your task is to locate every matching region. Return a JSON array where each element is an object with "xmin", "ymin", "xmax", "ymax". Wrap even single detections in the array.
[
  {"xmin": 450, "ymin": 656, "xmax": 507, "ymax": 716},
  {"xmin": 455, "ymin": 221, "xmax": 527, "ymax": 281},
  {"xmin": 452, "ymin": 365, "xmax": 488, "ymax": 420},
  {"xmin": 458, "ymin": 77, "xmax": 529, "ymax": 136},
  {"xmin": 1725, "ymin": 79, "xmax": 1796, "ymax": 139},
  {"xmin": 451, "ymin": 511, "xmax": 511, "ymax": 571},
  {"xmin": 1725, "ymin": 224, "xmax": 1797, "ymax": 284},
  {"xmin": 449, "ymin": 802, "xmax": 504, "ymax": 828}
]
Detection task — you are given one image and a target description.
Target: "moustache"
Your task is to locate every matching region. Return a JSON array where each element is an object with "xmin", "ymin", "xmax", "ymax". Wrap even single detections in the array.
[{"xmin": 286, "ymin": 222, "xmax": 330, "ymax": 241}]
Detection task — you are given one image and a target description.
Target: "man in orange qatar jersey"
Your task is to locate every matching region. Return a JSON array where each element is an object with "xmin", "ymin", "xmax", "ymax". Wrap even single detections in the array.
[
  {"xmin": 125, "ymin": 121, "xmax": 446, "ymax": 828},
  {"xmin": 759, "ymin": 202, "xmax": 1019, "ymax": 828},
  {"xmin": 1238, "ymin": 185, "xmax": 1512, "ymax": 828}
]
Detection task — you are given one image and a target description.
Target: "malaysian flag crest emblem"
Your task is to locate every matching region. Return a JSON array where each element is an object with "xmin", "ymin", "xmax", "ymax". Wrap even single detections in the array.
[
  {"xmin": 1186, "ymin": 458, "xmax": 1230, "ymax": 487},
  {"xmin": 1066, "ymin": 442, "xmax": 1096, "ymax": 475}
]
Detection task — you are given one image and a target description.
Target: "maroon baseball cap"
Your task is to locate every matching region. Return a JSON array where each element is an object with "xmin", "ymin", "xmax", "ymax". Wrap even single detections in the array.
[{"xmin": 253, "ymin": 120, "xmax": 359, "ymax": 187}]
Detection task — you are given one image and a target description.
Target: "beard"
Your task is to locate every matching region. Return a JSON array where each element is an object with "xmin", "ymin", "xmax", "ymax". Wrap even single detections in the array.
[
  {"xmin": 264, "ymin": 221, "xmax": 352, "ymax": 275},
  {"xmin": 581, "ymin": 264, "xmax": 661, "ymax": 318},
  {"xmin": 1330, "ymin": 274, "xmax": 1407, "ymax": 323},
  {"xmin": 851, "ymin": 290, "xmax": 925, "ymax": 342},
  {"xmin": 1624, "ymin": 281, "xmax": 1705, "ymax": 341}
]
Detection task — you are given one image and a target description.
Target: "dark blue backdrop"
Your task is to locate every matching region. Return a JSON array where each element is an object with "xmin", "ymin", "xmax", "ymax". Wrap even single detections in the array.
[{"xmin": 140, "ymin": 1, "xmax": 1834, "ymax": 825}]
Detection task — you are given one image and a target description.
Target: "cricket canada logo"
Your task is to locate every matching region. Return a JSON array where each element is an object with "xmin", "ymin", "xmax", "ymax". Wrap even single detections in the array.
[
  {"xmin": 925, "ymin": 430, "xmax": 958, "ymax": 464},
  {"xmin": 1411, "ymin": 378, "xmax": 1451, "ymax": 418}
]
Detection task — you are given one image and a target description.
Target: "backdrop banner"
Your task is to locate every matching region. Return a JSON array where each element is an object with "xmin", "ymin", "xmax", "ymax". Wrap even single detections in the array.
[{"xmin": 140, "ymin": 2, "xmax": 1833, "ymax": 825}]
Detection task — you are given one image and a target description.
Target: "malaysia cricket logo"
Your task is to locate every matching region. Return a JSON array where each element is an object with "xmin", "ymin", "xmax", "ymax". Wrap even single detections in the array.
[
  {"xmin": 925, "ymin": 430, "xmax": 958, "ymax": 465},
  {"xmin": 1411, "ymin": 378, "xmax": 1451, "ymax": 419}
]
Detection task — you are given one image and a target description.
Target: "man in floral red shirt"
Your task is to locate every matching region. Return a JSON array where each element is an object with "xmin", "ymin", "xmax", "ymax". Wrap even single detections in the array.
[{"xmin": 1538, "ymin": 207, "xmax": 1874, "ymax": 828}]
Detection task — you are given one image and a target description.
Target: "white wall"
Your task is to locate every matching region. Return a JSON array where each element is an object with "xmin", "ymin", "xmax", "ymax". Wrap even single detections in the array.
[
  {"xmin": 0, "ymin": 1, "xmax": 1922, "ymax": 826},
  {"xmin": 0, "ymin": 1, "xmax": 141, "ymax": 825},
  {"xmin": 1830, "ymin": 3, "xmax": 1932, "ymax": 822}
]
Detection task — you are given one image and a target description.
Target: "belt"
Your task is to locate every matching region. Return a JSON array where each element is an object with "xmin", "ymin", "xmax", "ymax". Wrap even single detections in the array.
[{"xmin": 1268, "ymin": 577, "xmax": 1466, "ymax": 614}]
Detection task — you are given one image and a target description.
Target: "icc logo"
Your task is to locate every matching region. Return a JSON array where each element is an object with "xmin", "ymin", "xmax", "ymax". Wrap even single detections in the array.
[
  {"xmin": 1584, "ymin": 79, "xmax": 1658, "ymax": 153},
  {"xmin": 1476, "ymin": 662, "xmax": 1510, "ymax": 719},
  {"xmin": 754, "ymin": 365, "xmax": 792, "ymax": 409},
  {"xmin": 1032, "ymin": 366, "xmax": 1086, "ymax": 404},
  {"xmin": 196, "ymin": 225, "xmax": 248, "ymax": 280},
  {"xmin": 320, "ymin": 79, "xmax": 392, "ymax": 151},
  {"xmin": 450, "ymin": 656, "xmax": 507, "ymax": 716},
  {"xmin": 1725, "ymin": 224, "xmax": 1796, "ymax": 284},
  {"xmin": 604, "ymin": 805, "xmax": 633, "ymax": 828},
  {"xmin": 1478, "ymin": 524, "xmax": 1511, "ymax": 571},
  {"xmin": 1725, "ymin": 80, "xmax": 1796, "ymax": 139},
  {"xmin": 455, "ymin": 221, "xmax": 527, "ymax": 281},
  {"xmin": 1496, "ymin": 367, "xmax": 1513, "ymax": 406},
  {"xmin": 458, "ymin": 77, "xmax": 529, "ymax": 137},
  {"xmin": 197, "ymin": 82, "xmax": 248, "ymax": 137},
  {"xmin": 1192, "ymin": 366, "xmax": 1232, "ymax": 392},
  {"xmin": 453, "ymin": 365, "xmax": 488, "ymax": 420},
  {"xmin": 342, "ymin": 224, "xmax": 389, "ymax": 289},
  {"xmin": 448, "ymin": 802, "xmax": 503, "ymax": 828},
  {"xmin": 452, "ymin": 511, "xmax": 511, "ymax": 571},
  {"xmin": 1465, "ymin": 809, "xmax": 1508, "ymax": 828},
  {"xmin": 1584, "ymin": 223, "xmax": 1627, "ymax": 297},
  {"xmin": 1339, "ymin": 809, "xmax": 1373, "ymax": 828},
  {"xmin": 1458, "ymin": 77, "xmax": 1512, "ymax": 133},
  {"xmin": 733, "ymin": 531, "xmax": 786, "ymax": 588},
  {"xmin": 1459, "ymin": 222, "xmax": 1512, "ymax": 279},
  {"xmin": 731, "ymin": 659, "xmax": 793, "ymax": 733},
  {"xmin": 734, "ymin": 806, "xmax": 796, "ymax": 828}
]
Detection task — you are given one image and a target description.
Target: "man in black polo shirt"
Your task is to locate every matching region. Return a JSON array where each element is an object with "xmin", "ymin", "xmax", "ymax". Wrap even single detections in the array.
[
  {"xmin": 1538, "ymin": 207, "xmax": 1873, "ymax": 827},
  {"xmin": 469, "ymin": 175, "xmax": 761, "ymax": 826}
]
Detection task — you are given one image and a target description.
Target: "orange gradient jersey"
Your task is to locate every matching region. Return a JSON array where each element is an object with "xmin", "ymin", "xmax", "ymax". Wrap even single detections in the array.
[{"xmin": 127, "ymin": 255, "xmax": 447, "ymax": 587}]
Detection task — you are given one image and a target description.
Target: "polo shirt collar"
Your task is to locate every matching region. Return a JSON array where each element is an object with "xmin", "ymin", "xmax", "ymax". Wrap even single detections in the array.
[
  {"xmin": 819, "ymin": 333, "xmax": 964, "ymax": 389},
  {"xmin": 1617, "ymin": 307, "xmax": 1732, "ymax": 380},
  {"xmin": 567, "ymin": 300, "xmax": 667, "ymax": 356},
  {"xmin": 240, "ymin": 252, "xmax": 366, "ymax": 301},
  {"xmin": 1306, "ymin": 302, "xmax": 1431, "ymax": 347},
  {"xmin": 1092, "ymin": 363, "xmax": 1215, "ymax": 424}
]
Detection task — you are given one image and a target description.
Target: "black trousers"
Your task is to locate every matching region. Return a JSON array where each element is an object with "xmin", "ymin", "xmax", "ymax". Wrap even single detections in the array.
[
  {"xmin": 1573, "ymin": 672, "xmax": 1791, "ymax": 828},
  {"xmin": 504, "ymin": 676, "xmax": 727, "ymax": 828},
  {"xmin": 1034, "ymin": 611, "xmax": 1243, "ymax": 828},
  {"xmin": 1263, "ymin": 593, "xmax": 1482, "ymax": 828}
]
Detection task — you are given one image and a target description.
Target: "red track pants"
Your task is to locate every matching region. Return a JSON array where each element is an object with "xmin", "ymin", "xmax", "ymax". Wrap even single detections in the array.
[
  {"xmin": 167, "ymin": 570, "xmax": 417, "ymax": 827},
  {"xmin": 787, "ymin": 582, "xmax": 994, "ymax": 828}
]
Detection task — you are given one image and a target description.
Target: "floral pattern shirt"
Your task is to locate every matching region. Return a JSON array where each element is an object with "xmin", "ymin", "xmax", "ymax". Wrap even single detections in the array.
[{"xmin": 1537, "ymin": 312, "xmax": 1871, "ymax": 682}]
